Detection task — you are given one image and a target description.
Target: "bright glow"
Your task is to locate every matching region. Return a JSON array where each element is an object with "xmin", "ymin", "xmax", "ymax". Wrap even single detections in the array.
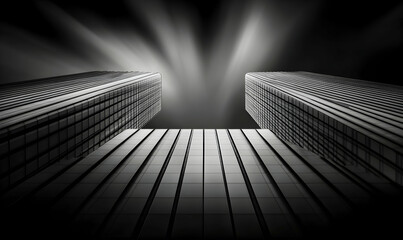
[{"xmin": 0, "ymin": 0, "xmax": 317, "ymax": 127}]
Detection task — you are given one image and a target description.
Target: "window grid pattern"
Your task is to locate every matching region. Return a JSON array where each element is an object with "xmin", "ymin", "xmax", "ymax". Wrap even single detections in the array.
[
  {"xmin": 2, "ymin": 129, "xmax": 399, "ymax": 239},
  {"xmin": 245, "ymin": 72, "xmax": 403, "ymax": 185},
  {"xmin": 0, "ymin": 72, "xmax": 161, "ymax": 192}
]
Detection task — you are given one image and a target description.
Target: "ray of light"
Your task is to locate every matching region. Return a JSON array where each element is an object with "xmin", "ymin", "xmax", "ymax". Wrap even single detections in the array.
[{"xmin": 0, "ymin": 0, "xmax": 318, "ymax": 127}]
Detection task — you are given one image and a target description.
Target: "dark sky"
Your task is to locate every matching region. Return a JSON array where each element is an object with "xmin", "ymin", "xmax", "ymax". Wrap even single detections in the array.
[
  {"xmin": 0, "ymin": 0, "xmax": 402, "ymax": 128},
  {"xmin": 1, "ymin": 0, "xmax": 402, "ymax": 83},
  {"xmin": 2, "ymin": 0, "xmax": 402, "ymax": 79}
]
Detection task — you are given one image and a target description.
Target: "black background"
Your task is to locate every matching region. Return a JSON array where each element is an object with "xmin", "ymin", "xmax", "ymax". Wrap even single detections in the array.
[
  {"xmin": 0, "ymin": 0, "xmax": 402, "ymax": 129},
  {"xmin": 1, "ymin": 1, "xmax": 403, "ymax": 238},
  {"xmin": 1, "ymin": 0, "xmax": 402, "ymax": 84}
]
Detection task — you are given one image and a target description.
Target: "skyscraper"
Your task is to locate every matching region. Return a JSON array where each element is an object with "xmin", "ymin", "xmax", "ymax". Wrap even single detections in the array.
[
  {"xmin": 0, "ymin": 71, "xmax": 161, "ymax": 192},
  {"xmin": 1, "ymin": 71, "xmax": 402, "ymax": 239},
  {"xmin": 245, "ymin": 71, "xmax": 403, "ymax": 185},
  {"xmin": 2, "ymin": 129, "xmax": 399, "ymax": 239}
]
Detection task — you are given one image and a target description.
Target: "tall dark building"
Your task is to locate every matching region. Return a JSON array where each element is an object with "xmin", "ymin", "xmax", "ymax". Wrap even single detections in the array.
[
  {"xmin": 1, "ymin": 71, "xmax": 402, "ymax": 239},
  {"xmin": 1, "ymin": 129, "xmax": 400, "ymax": 239},
  {"xmin": 0, "ymin": 72, "xmax": 161, "ymax": 192},
  {"xmin": 246, "ymin": 72, "xmax": 403, "ymax": 185}
]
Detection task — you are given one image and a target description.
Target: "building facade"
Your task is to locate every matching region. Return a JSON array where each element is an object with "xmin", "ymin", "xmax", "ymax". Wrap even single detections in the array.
[
  {"xmin": 0, "ymin": 71, "xmax": 161, "ymax": 192},
  {"xmin": 1, "ymin": 129, "xmax": 399, "ymax": 239},
  {"xmin": 246, "ymin": 71, "xmax": 403, "ymax": 185}
]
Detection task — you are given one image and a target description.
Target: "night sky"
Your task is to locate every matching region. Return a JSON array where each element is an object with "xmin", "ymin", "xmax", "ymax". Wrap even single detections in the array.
[{"xmin": 1, "ymin": 0, "xmax": 402, "ymax": 128}]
